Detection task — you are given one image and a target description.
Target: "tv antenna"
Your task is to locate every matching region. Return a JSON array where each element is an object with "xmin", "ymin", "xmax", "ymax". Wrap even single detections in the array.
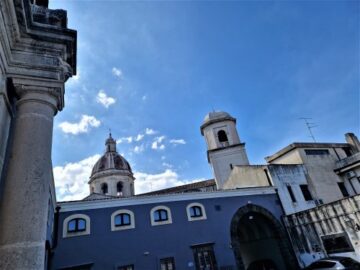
[{"xmin": 299, "ymin": 118, "xmax": 318, "ymax": 142}]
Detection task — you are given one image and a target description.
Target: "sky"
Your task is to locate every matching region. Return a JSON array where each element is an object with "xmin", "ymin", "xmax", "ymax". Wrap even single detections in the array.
[{"xmin": 49, "ymin": 0, "xmax": 359, "ymax": 201}]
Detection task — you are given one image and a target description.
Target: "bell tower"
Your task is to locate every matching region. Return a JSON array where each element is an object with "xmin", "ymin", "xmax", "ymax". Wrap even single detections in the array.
[{"xmin": 201, "ymin": 111, "xmax": 249, "ymax": 189}]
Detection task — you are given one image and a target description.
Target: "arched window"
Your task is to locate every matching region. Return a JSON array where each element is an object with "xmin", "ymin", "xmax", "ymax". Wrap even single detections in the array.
[
  {"xmin": 187, "ymin": 203, "xmax": 207, "ymax": 221},
  {"xmin": 150, "ymin": 206, "xmax": 172, "ymax": 226},
  {"xmin": 115, "ymin": 213, "xmax": 131, "ymax": 226},
  {"xmin": 154, "ymin": 209, "xmax": 168, "ymax": 222},
  {"xmin": 117, "ymin": 182, "xmax": 123, "ymax": 195},
  {"xmin": 67, "ymin": 218, "xmax": 86, "ymax": 232},
  {"xmin": 63, "ymin": 214, "xmax": 90, "ymax": 238},
  {"xmin": 190, "ymin": 206, "xmax": 203, "ymax": 218},
  {"xmin": 101, "ymin": 183, "xmax": 108, "ymax": 194},
  {"xmin": 111, "ymin": 209, "xmax": 135, "ymax": 231},
  {"xmin": 217, "ymin": 130, "xmax": 228, "ymax": 143}
]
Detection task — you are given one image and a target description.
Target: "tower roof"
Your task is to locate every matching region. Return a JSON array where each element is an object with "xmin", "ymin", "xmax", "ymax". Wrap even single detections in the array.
[
  {"xmin": 90, "ymin": 134, "xmax": 132, "ymax": 178},
  {"xmin": 201, "ymin": 111, "xmax": 236, "ymax": 134}
]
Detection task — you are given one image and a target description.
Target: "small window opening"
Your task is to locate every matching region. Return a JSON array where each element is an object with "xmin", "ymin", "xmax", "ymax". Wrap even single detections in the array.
[
  {"xmin": 217, "ymin": 130, "xmax": 228, "ymax": 143},
  {"xmin": 67, "ymin": 218, "xmax": 86, "ymax": 233},
  {"xmin": 160, "ymin": 257, "xmax": 175, "ymax": 270},
  {"xmin": 190, "ymin": 206, "xmax": 203, "ymax": 218},
  {"xmin": 101, "ymin": 183, "xmax": 108, "ymax": 194},
  {"xmin": 300, "ymin": 184, "xmax": 313, "ymax": 201},
  {"xmin": 154, "ymin": 209, "xmax": 168, "ymax": 222},
  {"xmin": 287, "ymin": 185, "xmax": 297, "ymax": 202},
  {"xmin": 338, "ymin": 182, "xmax": 349, "ymax": 197},
  {"xmin": 114, "ymin": 213, "xmax": 131, "ymax": 227},
  {"xmin": 117, "ymin": 182, "xmax": 123, "ymax": 196}
]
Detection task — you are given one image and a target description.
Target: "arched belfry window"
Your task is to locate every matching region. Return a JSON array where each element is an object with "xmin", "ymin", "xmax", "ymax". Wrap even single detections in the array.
[
  {"xmin": 218, "ymin": 130, "xmax": 229, "ymax": 145},
  {"xmin": 117, "ymin": 182, "xmax": 123, "ymax": 196},
  {"xmin": 101, "ymin": 183, "xmax": 108, "ymax": 194}
]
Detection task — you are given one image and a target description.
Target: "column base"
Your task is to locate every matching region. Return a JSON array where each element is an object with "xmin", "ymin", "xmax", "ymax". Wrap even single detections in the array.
[{"xmin": 0, "ymin": 241, "xmax": 45, "ymax": 270}]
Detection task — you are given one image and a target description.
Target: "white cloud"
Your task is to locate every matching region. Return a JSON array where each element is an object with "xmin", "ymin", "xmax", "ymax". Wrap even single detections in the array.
[
  {"xmin": 134, "ymin": 169, "xmax": 204, "ymax": 194},
  {"xmin": 170, "ymin": 139, "xmax": 186, "ymax": 145},
  {"xmin": 54, "ymin": 156, "xmax": 205, "ymax": 200},
  {"xmin": 145, "ymin": 128, "xmax": 157, "ymax": 135},
  {"xmin": 96, "ymin": 90, "xmax": 116, "ymax": 108},
  {"xmin": 155, "ymin": 136, "xmax": 166, "ymax": 143},
  {"xmin": 117, "ymin": 136, "xmax": 133, "ymax": 144},
  {"xmin": 112, "ymin": 67, "xmax": 123, "ymax": 78},
  {"xmin": 54, "ymin": 154, "xmax": 101, "ymax": 201},
  {"xmin": 135, "ymin": 134, "xmax": 144, "ymax": 141},
  {"xmin": 133, "ymin": 144, "xmax": 145, "ymax": 153},
  {"xmin": 151, "ymin": 136, "xmax": 166, "ymax": 150},
  {"xmin": 58, "ymin": 115, "xmax": 101, "ymax": 135},
  {"xmin": 162, "ymin": 162, "xmax": 173, "ymax": 168}
]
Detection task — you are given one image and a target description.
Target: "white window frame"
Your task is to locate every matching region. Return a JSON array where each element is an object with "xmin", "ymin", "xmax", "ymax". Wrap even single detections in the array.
[
  {"xmin": 186, "ymin": 202, "xmax": 207, "ymax": 221},
  {"xmin": 150, "ymin": 205, "xmax": 172, "ymax": 226},
  {"xmin": 63, "ymin": 214, "xmax": 90, "ymax": 238},
  {"xmin": 111, "ymin": 209, "xmax": 135, "ymax": 231}
]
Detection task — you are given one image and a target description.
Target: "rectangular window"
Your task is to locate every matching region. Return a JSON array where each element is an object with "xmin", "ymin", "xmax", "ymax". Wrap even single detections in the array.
[
  {"xmin": 191, "ymin": 244, "xmax": 217, "ymax": 270},
  {"xmin": 300, "ymin": 185, "xmax": 313, "ymax": 201},
  {"xmin": 160, "ymin": 257, "xmax": 175, "ymax": 270},
  {"xmin": 321, "ymin": 233, "xmax": 354, "ymax": 254},
  {"xmin": 118, "ymin": 265, "xmax": 134, "ymax": 270},
  {"xmin": 287, "ymin": 185, "xmax": 296, "ymax": 202},
  {"xmin": 338, "ymin": 182, "xmax": 349, "ymax": 197},
  {"xmin": 305, "ymin": 149, "xmax": 330, "ymax": 156}
]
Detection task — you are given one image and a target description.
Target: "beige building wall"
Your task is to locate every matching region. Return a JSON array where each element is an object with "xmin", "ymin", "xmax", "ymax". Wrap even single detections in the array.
[{"xmin": 224, "ymin": 165, "xmax": 270, "ymax": 189}]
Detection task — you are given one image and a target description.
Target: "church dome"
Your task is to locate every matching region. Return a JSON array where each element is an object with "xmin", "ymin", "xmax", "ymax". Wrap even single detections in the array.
[
  {"xmin": 201, "ymin": 111, "xmax": 236, "ymax": 133},
  {"xmin": 90, "ymin": 134, "xmax": 132, "ymax": 178}
]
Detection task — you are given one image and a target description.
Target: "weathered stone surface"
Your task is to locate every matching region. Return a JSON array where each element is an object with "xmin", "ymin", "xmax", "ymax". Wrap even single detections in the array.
[{"xmin": 0, "ymin": 0, "xmax": 76, "ymax": 268}]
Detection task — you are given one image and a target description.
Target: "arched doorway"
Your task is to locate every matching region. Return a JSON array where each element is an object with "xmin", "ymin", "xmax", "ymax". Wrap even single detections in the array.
[{"xmin": 230, "ymin": 204, "xmax": 298, "ymax": 270}]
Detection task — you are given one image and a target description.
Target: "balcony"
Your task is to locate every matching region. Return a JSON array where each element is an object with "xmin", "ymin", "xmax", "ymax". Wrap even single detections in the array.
[{"xmin": 335, "ymin": 152, "xmax": 360, "ymax": 171}]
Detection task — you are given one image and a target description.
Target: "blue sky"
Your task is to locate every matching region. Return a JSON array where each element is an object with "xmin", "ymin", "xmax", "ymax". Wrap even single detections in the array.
[{"xmin": 49, "ymin": 1, "xmax": 359, "ymax": 201}]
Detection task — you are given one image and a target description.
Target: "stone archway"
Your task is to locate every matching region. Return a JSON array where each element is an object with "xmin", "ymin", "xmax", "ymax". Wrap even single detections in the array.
[{"xmin": 230, "ymin": 204, "xmax": 298, "ymax": 270}]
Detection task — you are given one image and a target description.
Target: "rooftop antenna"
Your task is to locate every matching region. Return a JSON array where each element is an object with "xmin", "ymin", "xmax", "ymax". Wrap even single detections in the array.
[
  {"xmin": 299, "ymin": 118, "xmax": 318, "ymax": 142},
  {"xmin": 109, "ymin": 128, "xmax": 112, "ymax": 137}
]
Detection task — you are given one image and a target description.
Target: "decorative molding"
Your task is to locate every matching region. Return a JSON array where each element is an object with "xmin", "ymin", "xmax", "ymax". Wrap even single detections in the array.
[{"xmin": 59, "ymin": 187, "xmax": 277, "ymax": 212}]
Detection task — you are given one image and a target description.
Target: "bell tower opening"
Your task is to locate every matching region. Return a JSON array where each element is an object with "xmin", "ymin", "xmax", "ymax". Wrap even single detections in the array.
[
  {"xmin": 101, "ymin": 183, "xmax": 108, "ymax": 194},
  {"xmin": 117, "ymin": 182, "xmax": 123, "ymax": 196},
  {"xmin": 217, "ymin": 130, "xmax": 229, "ymax": 147}
]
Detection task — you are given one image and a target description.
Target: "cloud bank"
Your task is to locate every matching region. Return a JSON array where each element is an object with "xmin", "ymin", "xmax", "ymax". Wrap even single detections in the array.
[{"xmin": 58, "ymin": 115, "xmax": 101, "ymax": 135}]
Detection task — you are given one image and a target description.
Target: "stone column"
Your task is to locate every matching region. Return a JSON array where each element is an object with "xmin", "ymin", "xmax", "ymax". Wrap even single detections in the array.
[{"xmin": 0, "ymin": 79, "xmax": 61, "ymax": 270}]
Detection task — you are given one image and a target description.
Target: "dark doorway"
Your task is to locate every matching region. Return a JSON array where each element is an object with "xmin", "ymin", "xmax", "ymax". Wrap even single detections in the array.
[{"xmin": 230, "ymin": 204, "xmax": 297, "ymax": 270}]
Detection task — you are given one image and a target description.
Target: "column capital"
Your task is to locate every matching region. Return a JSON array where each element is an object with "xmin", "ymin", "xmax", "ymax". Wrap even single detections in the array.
[{"xmin": 12, "ymin": 77, "xmax": 65, "ymax": 113}]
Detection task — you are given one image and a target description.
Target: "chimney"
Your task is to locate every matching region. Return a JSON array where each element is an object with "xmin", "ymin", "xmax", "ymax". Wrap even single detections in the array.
[{"xmin": 345, "ymin": 133, "xmax": 360, "ymax": 153}]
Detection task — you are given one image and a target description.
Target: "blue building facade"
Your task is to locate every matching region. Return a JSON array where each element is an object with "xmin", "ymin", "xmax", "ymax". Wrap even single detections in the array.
[{"xmin": 51, "ymin": 188, "xmax": 297, "ymax": 270}]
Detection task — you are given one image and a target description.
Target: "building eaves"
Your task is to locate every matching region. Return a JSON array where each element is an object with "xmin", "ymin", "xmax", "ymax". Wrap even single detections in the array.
[{"xmin": 265, "ymin": 142, "xmax": 350, "ymax": 163}]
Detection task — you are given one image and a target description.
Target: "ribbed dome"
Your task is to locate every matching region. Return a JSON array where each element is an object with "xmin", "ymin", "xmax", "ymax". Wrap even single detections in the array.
[
  {"xmin": 90, "ymin": 134, "xmax": 132, "ymax": 177},
  {"xmin": 91, "ymin": 152, "xmax": 132, "ymax": 176}
]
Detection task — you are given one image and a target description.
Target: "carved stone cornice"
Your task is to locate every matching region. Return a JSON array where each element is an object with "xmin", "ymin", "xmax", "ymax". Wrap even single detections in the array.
[{"xmin": 0, "ymin": 0, "xmax": 77, "ymax": 84}]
